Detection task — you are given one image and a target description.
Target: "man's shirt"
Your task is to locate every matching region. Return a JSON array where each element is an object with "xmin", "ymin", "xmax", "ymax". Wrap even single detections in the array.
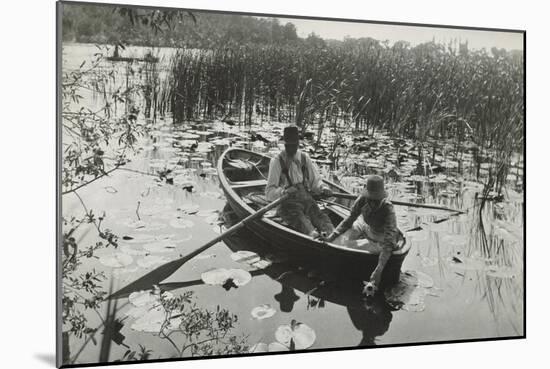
[{"xmin": 265, "ymin": 149, "xmax": 327, "ymax": 201}]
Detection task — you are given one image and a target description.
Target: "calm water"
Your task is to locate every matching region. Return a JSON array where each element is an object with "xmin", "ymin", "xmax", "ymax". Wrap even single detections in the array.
[{"xmin": 62, "ymin": 44, "xmax": 524, "ymax": 364}]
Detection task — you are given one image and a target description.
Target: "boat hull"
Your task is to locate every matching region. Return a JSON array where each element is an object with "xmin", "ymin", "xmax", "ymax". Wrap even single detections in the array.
[{"xmin": 218, "ymin": 148, "xmax": 409, "ymax": 287}]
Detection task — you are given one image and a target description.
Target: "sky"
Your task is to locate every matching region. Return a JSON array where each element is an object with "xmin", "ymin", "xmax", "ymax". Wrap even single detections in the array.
[{"xmin": 277, "ymin": 17, "xmax": 523, "ymax": 51}]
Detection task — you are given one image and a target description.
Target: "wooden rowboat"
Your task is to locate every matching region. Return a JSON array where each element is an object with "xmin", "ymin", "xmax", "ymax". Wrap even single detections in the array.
[{"xmin": 217, "ymin": 148, "xmax": 410, "ymax": 287}]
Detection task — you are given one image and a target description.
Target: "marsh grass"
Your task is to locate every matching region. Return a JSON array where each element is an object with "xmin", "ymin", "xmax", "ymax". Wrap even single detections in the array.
[{"xmin": 162, "ymin": 40, "xmax": 523, "ymax": 194}]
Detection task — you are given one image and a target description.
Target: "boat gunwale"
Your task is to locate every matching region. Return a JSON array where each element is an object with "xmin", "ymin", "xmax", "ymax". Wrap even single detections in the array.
[{"xmin": 217, "ymin": 148, "xmax": 411, "ymax": 257}]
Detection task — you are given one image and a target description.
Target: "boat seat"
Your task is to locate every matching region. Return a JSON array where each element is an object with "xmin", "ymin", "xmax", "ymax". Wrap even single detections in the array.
[{"xmin": 229, "ymin": 179, "xmax": 268, "ymax": 189}]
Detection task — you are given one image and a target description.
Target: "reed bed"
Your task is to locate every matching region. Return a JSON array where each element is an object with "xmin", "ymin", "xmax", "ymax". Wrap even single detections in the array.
[{"xmin": 161, "ymin": 41, "xmax": 523, "ymax": 192}]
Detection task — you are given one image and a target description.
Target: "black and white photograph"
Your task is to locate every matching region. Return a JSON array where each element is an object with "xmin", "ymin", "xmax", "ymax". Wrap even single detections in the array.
[{"xmin": 56, "ymin": 0, "xmax": 524, "ymax": 367}]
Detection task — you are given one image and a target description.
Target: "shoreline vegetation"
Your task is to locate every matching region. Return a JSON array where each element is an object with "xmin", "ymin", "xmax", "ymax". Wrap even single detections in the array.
[
  {"xmin": 59, "ymin": 2, "xmax": 524, "ymax": 366},
  {"xmin": 62, "ymin": 4, "xmax": 523, "ymax": 193}
]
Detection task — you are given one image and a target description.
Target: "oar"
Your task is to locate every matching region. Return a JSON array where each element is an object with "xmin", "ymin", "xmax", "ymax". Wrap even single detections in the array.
[
  {"xmin": 110, "ymin": 194, "xmax": 289, "ymax": 299},
  {"xmin": 321, "ymin": 199, "xmax": 462, "ymax": 235},
  {"xmin": 330, "ymin": 192, "xmax": 465, "ymax": 214}
]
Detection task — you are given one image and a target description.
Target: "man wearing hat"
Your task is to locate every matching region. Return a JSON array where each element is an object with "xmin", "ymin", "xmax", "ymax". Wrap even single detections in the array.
[
  {"xmin": 324, "ymin": 175, "xmax": 403, "ymax": 291},
  {"xmin": 265, "ymin": 125, "xmax": 334, "ymax": 238}
]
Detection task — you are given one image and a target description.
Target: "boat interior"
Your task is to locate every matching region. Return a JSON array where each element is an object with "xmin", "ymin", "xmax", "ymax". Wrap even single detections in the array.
[
  {"xmin": 221, "ymin": 151, "xmax": 374, "ymax": 241},
  {"xmin": 221, "ymin": 150, "xmax": 407, "ymax": 253}
]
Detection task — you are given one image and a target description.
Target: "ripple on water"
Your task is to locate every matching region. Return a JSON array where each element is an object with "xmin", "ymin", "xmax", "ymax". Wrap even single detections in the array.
[{"xmin": 98, "ymin": 252, "xmax": 134, "ymax": 268}]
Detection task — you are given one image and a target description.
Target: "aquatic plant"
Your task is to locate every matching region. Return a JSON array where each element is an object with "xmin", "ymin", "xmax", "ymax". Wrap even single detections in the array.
[
  {"xmin": 60, "ymin": 46, "xmax": 249, "ymax": 365},
  {"xmin": 157, "ymin": 291, "xmax": 248, "ymax": 357},
  {"xmin": 163, "ymin": 39, "xmax": 523, "ymax": 187}
]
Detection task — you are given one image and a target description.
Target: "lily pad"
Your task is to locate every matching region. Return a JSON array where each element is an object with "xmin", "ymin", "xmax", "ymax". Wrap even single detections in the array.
[
  {"xmin": 143, "ymin": 240, "xmax": 177, "ymax": 253},
  {"xmin": 139, "ymin": 204, "xmax": 172, "ymax": 216},
  {"xmin": 149, "ymin": 159, "xmax": 168, "ymax": 169},
  {"xmin": 98, "ymin": 252, "xmax": 133, "ymax": 268},
  {"xmin": 225, "ymin": 270, "xmax": 253, "ymax": 286},
  {"xmin": 448, "ymin": 256, "xmax": 486, "ymax": 271},
  {"xmin": 199, "ymin": 191, "xmax": 223, "ymax": 199},
  {"xmin": 251, "ymin": 304, "xmax": 277, "ymax": 320},
  {"xmin": 202, "ymin": 168, "xmax": 218, "ymax": 176},
  {"xmin": 486, "ymin": 266, "xmax": 517, "ymax": 279},
  {"xmin": 204, "ymin": 213, "xmax": 221, "ymax": 225},
  {"xmin": 135, "ymin": 222, "xmax": 167, "ymax": 232},
  {"xmin": 179, "ymin": 133, "xmax": 200, "ymax": 139},
  {"xmin": 441, "ymin": 234, "xmax": 468, "ymax": 246},
  {"xmin": 137, "ymin": 255, "xmax": 170, "ymax": 268},
  {"xmin": 248, "ymin": 343, "xmax": 268, "ymax": 353},
  {"xmin": 173, "ymin": 175, "xmax": 196, "ymax": 187},
  {"xmin": 119, "ymin": 219, "xmax": 147, "ymax": 229},
  {"xmin": 196, "ymin": 209, "xmax": 218, "ymax": 217},
  {"xmin": 420, "ymin": 256, "xmax": 438, "ymax": 267},
  {"xmin": 493, "ymin": 226, "xmax": 521, "ymax": 244},
  {"xmin": 130, "ymin": 305, "xmax": 182, "ymax": 333},
  {"xmin": 178, "ymin": 204, "xmax": 200, "ymax": 214},
  {"xmin": 154, "ymin": 211, "xmax": 182, "ymax": 220},
  {"xmin": 200, "ymin": 268, "xmax": 252, "ymax": 288},
  {"xmin": 113, "ymin": 266, "xmax": 140, "ymax": 277},
  {"xmin": 275, "ymin": 320, "xmax": 316, "ymax": 350},
  {"xmin": 120, "ymin": 244, "xmax": 149, "ymax": 256},
  {"xmin": 126, "ymin": 290, "xmax": 175, "ymax": 321},
  {"xmin": 169, "ymin": 219, "xmax": 195, "ymax": 229},
  {"xmin": 250, "ymin": 259, "xmax": 273, "ymax": 270},
  {"xmin": 408, "ymin": 230, "xmax": 429, "ymax": 242},
  {"xmin": 173, "ymin": 234, "xmax": 193, "ymax": 243},
  {"xmin": 267, "ymin": 342, "xmax": 289, "ymax": 352},
  {"xmin": 201, "ymin": 269, "xmax": 229, "ymax": 286},
  {"xmin": 125, "ymin": 304, "xmax": 154, "ymax": 319},
  {"xmin": 129, "ymin": 290, "xmax": 155, "ymax": 307}
]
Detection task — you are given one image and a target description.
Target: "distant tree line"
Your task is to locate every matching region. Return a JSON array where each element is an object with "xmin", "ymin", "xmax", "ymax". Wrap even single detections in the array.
[{"xmin": 61, "ymin": 3, "xmax": 309, "ymax": 47}]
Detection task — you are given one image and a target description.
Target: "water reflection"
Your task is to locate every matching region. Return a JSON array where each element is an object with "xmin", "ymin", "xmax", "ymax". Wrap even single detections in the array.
[
  {"xmin": 274, "ymin": 285, "xmax": 300, "ymax": 313},
  {"xmin": 349, "ymin": 296, "xmax": 393, "ymax": 347},
  {"xmin": 222, "ymin": 208, "xmax": 395, "ymax": 343}
]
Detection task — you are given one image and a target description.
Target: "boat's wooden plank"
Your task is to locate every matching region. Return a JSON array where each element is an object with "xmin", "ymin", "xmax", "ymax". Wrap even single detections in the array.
[{"xmin": 229, "ymin": 179, "xmax": 268, "ymax": 189}]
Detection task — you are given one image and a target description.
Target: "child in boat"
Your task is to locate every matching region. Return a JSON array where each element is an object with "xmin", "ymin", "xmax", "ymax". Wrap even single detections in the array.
[{"xmin": 324, "ymin": 175, "xmax": 404, "ymax": 290}]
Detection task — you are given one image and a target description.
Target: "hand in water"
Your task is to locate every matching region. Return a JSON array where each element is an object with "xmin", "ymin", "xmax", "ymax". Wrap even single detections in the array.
[{"xmin": 363, "ymin": 281, "xmax": 378, "ymax": 298}]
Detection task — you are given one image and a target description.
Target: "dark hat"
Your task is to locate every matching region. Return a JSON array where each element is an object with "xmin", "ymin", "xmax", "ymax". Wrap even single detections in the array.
[
  {"xmin": 282, "ymin": 125, "xmax": 300, "ymax": 144},
  {"xmin": 363, "ymin": 175, "xmax": 388, "ymax": 200}
]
